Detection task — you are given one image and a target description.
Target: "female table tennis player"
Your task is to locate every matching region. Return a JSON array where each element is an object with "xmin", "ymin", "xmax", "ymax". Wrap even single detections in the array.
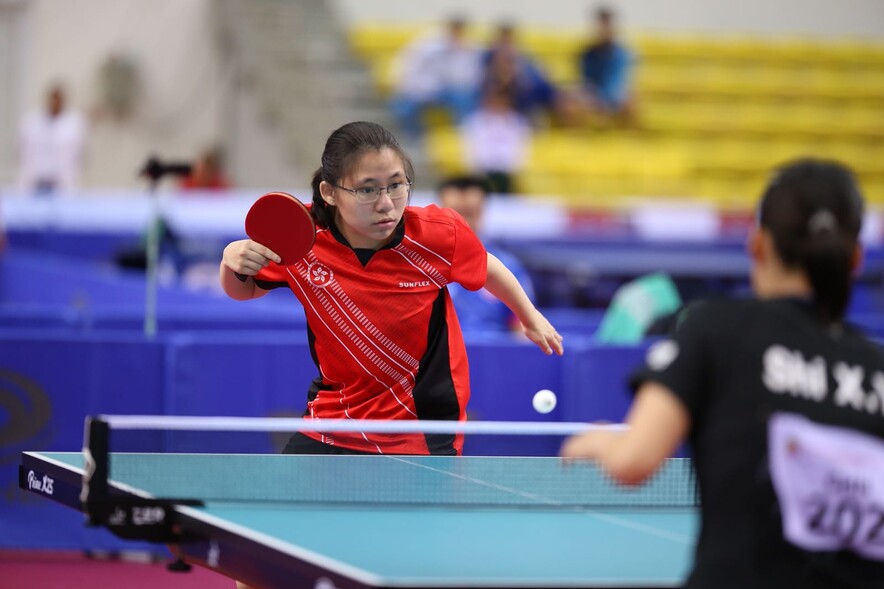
[
  {"xmin": 561, "ymin": 159, "xmax": 884, "ymax": 588},
  {"xmin": 220, "ymin": 121, "xmax": 563, "ymax": 457}
]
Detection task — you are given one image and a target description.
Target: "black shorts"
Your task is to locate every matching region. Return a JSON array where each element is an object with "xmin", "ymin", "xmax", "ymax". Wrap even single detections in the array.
[{"xmin": 281, "ymin": 432, "xmax": 376, "ymax": 455}]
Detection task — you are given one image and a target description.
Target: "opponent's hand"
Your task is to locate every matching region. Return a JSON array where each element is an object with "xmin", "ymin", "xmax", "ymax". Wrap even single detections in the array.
[
  {"xmin": 521, "ymin": 309, "xmax": 564, "ymax": 356},
  {"xmin": 559, "ymin": 430, "xmax": 612, "ymax": 462},
  {"xmin": 222, "ymin": 239, "xmax": 281, "ymax": 276}
]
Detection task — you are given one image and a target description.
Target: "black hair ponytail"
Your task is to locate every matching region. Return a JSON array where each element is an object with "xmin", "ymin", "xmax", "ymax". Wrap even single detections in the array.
[
  {"xmin": 758, "ymin": 159, "xmax": 864, "ymax": 323},
  {"xmin": 801, "ymin": 210, "xmax": 854, "ymax": 322},
  {"xmin": 310, "ymin": 167, "xmax": 333, "ymax": 228}
]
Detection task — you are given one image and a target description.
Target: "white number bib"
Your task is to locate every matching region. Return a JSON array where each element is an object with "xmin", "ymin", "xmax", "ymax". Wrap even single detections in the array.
[{"xmin": 768, "ymin": 412, "xmax": 884, "ymax": 561}]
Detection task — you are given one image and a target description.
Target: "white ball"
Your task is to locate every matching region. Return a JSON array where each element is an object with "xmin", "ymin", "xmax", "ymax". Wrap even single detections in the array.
[{"xmin": 532, "ymin": 389, "xmax": 557, "ymax": 414}]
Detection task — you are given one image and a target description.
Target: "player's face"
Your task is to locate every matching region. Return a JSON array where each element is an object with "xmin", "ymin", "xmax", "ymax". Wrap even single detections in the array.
[{"xmin": 329, "ymin": 148, "xmax": 409, "ymax": 250}]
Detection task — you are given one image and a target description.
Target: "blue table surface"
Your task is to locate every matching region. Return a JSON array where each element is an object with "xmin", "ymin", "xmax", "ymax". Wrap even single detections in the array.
[{"xmin": 34, "ymin": 452, "xmax": 699, "ymax": 586}]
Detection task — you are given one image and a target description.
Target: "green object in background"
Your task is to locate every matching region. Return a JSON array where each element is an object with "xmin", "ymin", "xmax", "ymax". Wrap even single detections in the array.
[{"xmin": 595, "ymin": 273, "xmax": 682, "ymax": 344}]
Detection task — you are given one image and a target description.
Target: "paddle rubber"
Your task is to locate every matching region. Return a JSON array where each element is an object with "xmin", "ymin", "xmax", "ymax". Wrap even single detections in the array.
[{"xmin": 244, "ymin": 192, "xmax": 315, "ymax": 265}]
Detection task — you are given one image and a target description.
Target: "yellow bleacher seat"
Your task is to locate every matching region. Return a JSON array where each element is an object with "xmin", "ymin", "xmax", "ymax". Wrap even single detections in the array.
[
  {"xmin": 862, "ymin": 180, "xmax": 884, "ymax": 205},
  {"xmin": 634, "ymin": 34, "xmax": 717, "ymax": 63},
  {"xmin": 348, "ymin": 24, "xmax": 424, "ymax": 60},
  {"xmin": 425, "ymin": 129, "xmax": 466, "ymax": 174},
  {"xmin": 534, "ymin": 55, "xmax": 580, "ymax": 86},
  {"xmin": 517, "ymin": 28, "xmax": 585, "ymax": 58}
]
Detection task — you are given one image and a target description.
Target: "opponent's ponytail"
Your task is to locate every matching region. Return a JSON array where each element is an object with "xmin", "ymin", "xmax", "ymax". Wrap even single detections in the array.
[
  {"xmin": 758, "ymin": 159, "xmax": 864, "ymax": 323},
  {"xmin": 801, "ymin": 209, "xmax": 854, "ymax": 322}
]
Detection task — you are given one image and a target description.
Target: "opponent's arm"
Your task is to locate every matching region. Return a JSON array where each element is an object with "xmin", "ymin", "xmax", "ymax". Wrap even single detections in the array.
[
  {"xmin": 559, "ymin": 382, "xmax": 690, "ymax": 484},
  {"xmin": 483, "ymin": 252, "xmax": 564, "ymax": 355}
]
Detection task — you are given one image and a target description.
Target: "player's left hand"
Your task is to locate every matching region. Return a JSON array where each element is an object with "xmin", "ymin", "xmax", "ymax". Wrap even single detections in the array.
[{"xmin": 521, "ymin": 309, "xmax": 564, "ymax": 356}]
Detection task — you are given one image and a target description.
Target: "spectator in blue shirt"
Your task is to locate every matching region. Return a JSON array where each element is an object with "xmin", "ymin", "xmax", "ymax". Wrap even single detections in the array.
[
  {"xmin": 481, "ymin": 23, "xmax": 559, "ymax": 121},
  {"xmin": 438, "ymin": 175, "xmax": 536, "ymax": 332},
  {"xmin": 578, "ymin": 7, "xmax": 636, "ymax": 122}
]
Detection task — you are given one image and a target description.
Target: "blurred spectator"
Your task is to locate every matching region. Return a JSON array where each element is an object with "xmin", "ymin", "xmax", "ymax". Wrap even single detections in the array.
[
  {"xmin": 461, "ymin": 85, "xmax": 532, "ymax": 195},
  {"xmin": 438, "ymin": 175, "xmax": 535, "ymax": 332},
  {"xmin": 17, "ymin": 83, "xmax": 88, "ymax": 195},
  {"xmin": 390, "ymin": 16, "xmax": 482, "ymax": 140},
  {"xmin": 594, "ymin": 272, "xmax": 682, "ymax": 343},
  {"xmin": 578, "ymin": 6, "xmax": 636, "ymax": 122},
  {"xmin": 481, "ymin": 22, "xmax": 563, "ymax": 123},
  {"xmin": 179, "ymin": 147, "xmax": 231, "ymax": 191}
]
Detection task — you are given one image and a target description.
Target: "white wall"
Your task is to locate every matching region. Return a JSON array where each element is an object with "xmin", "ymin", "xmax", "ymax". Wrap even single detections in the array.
[
  {"xmin": 18, "ymin": 0, "xmax": 228, "ymax": 189},
  {"xmin": 332, "ymin": 0, "xmax": 884, "ymax": 39},
  {"xmin": 0, "ymin": 0, "xmax": 27, "ymax": 186}
]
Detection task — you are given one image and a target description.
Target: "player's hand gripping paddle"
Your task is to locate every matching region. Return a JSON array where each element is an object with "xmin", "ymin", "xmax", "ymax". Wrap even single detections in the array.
[{"xmin": 245, "ymin": 192, "xmax": 315, "ymax": 265}]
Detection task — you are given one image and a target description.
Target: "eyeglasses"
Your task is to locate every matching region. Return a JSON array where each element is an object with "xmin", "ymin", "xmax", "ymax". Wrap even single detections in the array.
[{"xmin": 333, "ymin": 181, "xmax": 412, "ymax": 204}]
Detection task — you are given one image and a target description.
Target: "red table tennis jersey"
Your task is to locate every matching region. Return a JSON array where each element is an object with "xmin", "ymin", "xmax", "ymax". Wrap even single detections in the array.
[{"xmin": 255, "ymin": 205, "xmax": 487, "ymax": 455}]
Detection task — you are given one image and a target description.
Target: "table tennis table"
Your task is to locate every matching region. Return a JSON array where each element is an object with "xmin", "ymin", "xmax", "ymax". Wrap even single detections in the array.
[{"xmin": 20, "ymin": 451, "xmax": 698, "ymax": 589}]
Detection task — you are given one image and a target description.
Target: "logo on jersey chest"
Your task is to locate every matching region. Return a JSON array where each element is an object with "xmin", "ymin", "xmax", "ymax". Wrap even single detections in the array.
[
  {"xmin": 307, "ymin": 262, "xmax": 333, "ymax": 288},
  {"xmin": 399, "ymin": 281, "xmax": 432, "ymax": 288}
]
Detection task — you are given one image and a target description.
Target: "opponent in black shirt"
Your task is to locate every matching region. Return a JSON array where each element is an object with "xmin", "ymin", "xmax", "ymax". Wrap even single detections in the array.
[{"xmin": 561, "ymin": 159, "xmax": 884, "ymax": 589}]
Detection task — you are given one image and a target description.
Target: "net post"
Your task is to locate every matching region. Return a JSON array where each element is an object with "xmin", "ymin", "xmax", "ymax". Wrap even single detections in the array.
[
  {"xmin": 78, "ymin": 414, "xmax": 204, "ymax": 543},
  {"xmin": 81, "ymin": 415, "xmax": 110, "ymax": 526}
]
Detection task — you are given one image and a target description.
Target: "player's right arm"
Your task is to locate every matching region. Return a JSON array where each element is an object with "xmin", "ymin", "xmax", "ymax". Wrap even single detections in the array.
[{"xmin": 219, "ymin": 239, "xmax": 279, "ymax": 300}]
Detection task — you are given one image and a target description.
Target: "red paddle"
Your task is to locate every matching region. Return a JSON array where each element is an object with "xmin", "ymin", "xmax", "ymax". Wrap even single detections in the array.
[{"xmin": 244, "ymin": 192, "xmax": 316, "ymax": 265}]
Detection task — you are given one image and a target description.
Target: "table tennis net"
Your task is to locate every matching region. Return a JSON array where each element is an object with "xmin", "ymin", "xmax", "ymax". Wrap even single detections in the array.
[{"xmin": 107, "ymin": 454, "xmax": 698, "ymax": 509}]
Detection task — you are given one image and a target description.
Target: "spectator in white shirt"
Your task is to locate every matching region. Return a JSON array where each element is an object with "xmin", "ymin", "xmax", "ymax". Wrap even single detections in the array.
[
  {"xmin": 461, "ymin": 85, "xmax": 532, "ymax": 194},
  {"xmin": 390, "ymin": 17, "xmax": 482, "ymax": 140},
  {"xmin": 18, "ymin": 83, "xmax": 88, "ymax": 195}
]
